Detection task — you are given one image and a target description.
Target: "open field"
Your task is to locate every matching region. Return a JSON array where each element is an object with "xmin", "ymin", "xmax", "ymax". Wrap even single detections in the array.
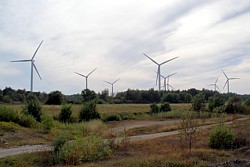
[
  {"xmin": 0, "ymin": 117, "xmax": 249, "ymax": 166},
  {"xmin": 0, "ymin": 103, "xmax": 250, "ymax": 166}
]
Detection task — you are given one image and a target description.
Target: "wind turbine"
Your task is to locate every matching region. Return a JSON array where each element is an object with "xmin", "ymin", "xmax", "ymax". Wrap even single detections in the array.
[
  {"xmin": 143, "ymin": 53, "xmax": 178, "ymax": 92},
  {"xmin": 207, "ymin": 77, "xmax": 220, "ymax": 92},
  {"xmin": 221, "ymin": 69, "xmax": 240, "ymax": 93},
  {"xmin": 161, "ymin": 72, "xmax": 177, "ymax": 91},
  {"xmin": 75, "ymin": 68, "xmax": 97, "ymax": 90},
  {"xmin": 104, "ymin": 78, "xmax": 119, "ymax": 97},
  {"xmin": 10, "ymin": 40, "xmax": 43, "ymax": 92}
]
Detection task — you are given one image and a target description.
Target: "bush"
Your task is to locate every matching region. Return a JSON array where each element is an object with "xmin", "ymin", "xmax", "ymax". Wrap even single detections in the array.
[
  {"xmin": 46, "ymin": 90, "xmax": 63, "ymax": 105},
  {"xmin": 224, "ymin": 97, "xmax": 245, "ymax": 114},
  {"xmin": 103, "ymin": 114, "xmax": 121, "ymax": 122},
  {"xmin": 59, "ymin": 104, "xmax": 72, "ymax": 124},
  {"xmin": 79, "ymin": 101, "xmax": 100, "ymax": 121},
  {"xmin": 208, "ymin": 94, "xmax": 225, "ymax": 112},
  {"xmin": 192, "ymin": 93, "xmax": 205, "ymax": 111},
  {"xmin": 41, "ymin": 114, "xmax": 54, "ymax": 133},
  {"xmin": 0, "ymin": 106, "xmax": 19, "ymax": 123},
  {"xmin": 22, "ymin": 99, "xmax": 42, "ymax": 122},
  {"xmin": 160, "ymin": 102, "xmax": 171, "ymax": 112},
  {"xmin": 18, "ymin": 114, "xmax": 37, "ymax": 128},
  {"xmin": 150, "ymin": 103, "xmax": 159, "ymax": 114},
  {"xmin": 209, "ymin": 125, "xmax": 234, "ymax": 149},
  {"xmin": 52, "ymin": 133, "xmax": 111, "ymax": 165}
]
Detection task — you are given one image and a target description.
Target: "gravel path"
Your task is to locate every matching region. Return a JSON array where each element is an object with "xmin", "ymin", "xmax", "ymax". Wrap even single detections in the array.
[{"xmin": 0, "ymin": 117, "xmax": 249, "ymax": 159}]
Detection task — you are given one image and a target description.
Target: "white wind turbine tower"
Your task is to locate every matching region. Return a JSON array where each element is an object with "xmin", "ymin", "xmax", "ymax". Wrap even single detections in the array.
[
  {"xmin": 221, "ymin": 69, "xmax": 240, "ymax": 94},
  {"xmin": 75, "ymin": 68, "xmax": 97, "ymax": 90},
  {"xmin": 10, "ymin": 41, "xmax": 43, "ymax": 92},
  {"xmin": 161, "ymin": 72, "xmax": 177, "ymax": 91},
  {"xmin": 143, "ymin": 53, "xmax": 178, "ymax": 92},
  {"xmin": 104, "ymin": 78, "xmax": 119, "ymax": 97},
  {"xmin": 207, "ymin": 77, "xmax": 220, "ymax": 92}
]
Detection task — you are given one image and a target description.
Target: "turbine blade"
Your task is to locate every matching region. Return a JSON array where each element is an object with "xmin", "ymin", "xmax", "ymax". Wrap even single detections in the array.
[
  {"xmin": 229, "ymin": 78, "xmax": 240, "ymax": 80},
  {"xmin": 168, "ymin": 84, "xmax": 174, "ymax": 90},
  {"xmin": 216, "ymin": 85, "xmax": 221, "ymax": 92},
  {"xmin": 143, "ymin": 53, "xmax": 159, "ymax": 65},
  {"xmin": 33, "ymin": 63, "xmax": 42, "ymax": 80},
  {"xmin": 113, "ymin": 78, "xmax": 120, "ymax": 84},
  {"xmin": 221, "ymin": 69, "xmax": 228, "ymax": 79},
  {"xmin": 223, "ymin": 80, "xmax": 228, "ymax": 90},
  {"xmin": 32, "ymin": 40, "xmax": 43, "ymax": 60},
  {"xmin": 104, "ymin": 80, "xmax": 112, "ymax": 85},
  {"xmin": 160, "ymin": 56, "xmax": 178, "ymax": 65},
  {"xmin": 75, "ymin": 72, "xmax": 86, "ymax": 77},
  {"xmin": 215, "ymin": 77, "xmax": 219, "ymax": 84},
  {"xmin": 167, "ymin": 72, "xmax": 177, "ymax": 78},
  {"xmin": 87, "ymin": 68, "xmax": 97, "ymax": 77},
  {"xmin": 156, "ymin": 67, "xmax": 159, "ymax": 85},
  {"xmin": 11, "ymin": 60, "xmax": 31, "ymax": 62}
]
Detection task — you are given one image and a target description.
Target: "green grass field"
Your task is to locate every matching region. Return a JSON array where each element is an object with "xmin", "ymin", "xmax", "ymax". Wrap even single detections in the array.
[{"xmin": 1, "ymin": 103, "xmax": 191, "ymax": 116}]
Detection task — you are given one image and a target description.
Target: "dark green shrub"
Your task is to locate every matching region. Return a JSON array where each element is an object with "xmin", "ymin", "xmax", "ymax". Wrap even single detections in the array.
[
  {"xmin": 18, "ymin": 114, "xmax": 37, "ymax": 128},
  {"xmin": 150, "ymin": 103, "xmax": 159, "ymax": 114},
  {"xmin": 224, "ymin": 97, "xmax": 245, "ymax": 114},
  {"xmin": 208, "ymin": 94, "xmax": 225, "ymax": 112},
  {"xmin": 23, "ymin": 99, "xmax": 42, "ymax": 122},
  {"xmin": 244, "ymin": 98, "xmax": 250, "ymax": 107},
  {"xmin": 192, "ymin": 93, "xmax": 205, "ymax": 111},
  {"xmin": 104, "ymin": 114, "xmax": 121, "ymax": 121},
  {"xmin": 46, "ymin": 90, "xmax": 63, "ymax": 105},
  {"xmin": 59, "ymin": 104, "xmax": 72, "ymax": 123},
  {"xmin": 41, "ymin": 114, "xmax": 54, "ymax": 133},
  {"xmin": 79, "ymin": 101, "xmax": 100, "ymax": 121},
  {"xmin": 209, "ymin": 125, "xmax": 234, "ymax": 149},
  {"xmin": 160, "ymin": 102, "xmax": 171, "ymax": 112},
  {"xmin": 0, "ymin": 106, "xmax": 19, "ymax": 123}
]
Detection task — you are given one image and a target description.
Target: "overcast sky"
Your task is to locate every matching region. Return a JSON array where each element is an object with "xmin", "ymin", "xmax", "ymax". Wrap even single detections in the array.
[{"xmin": 1, "ymin": 0, "xmax": 250, "ymax": 95}]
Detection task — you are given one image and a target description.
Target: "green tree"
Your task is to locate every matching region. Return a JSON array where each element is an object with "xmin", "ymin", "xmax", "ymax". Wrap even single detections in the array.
[
  {"xmin": 150, "ymin": 103, "xmax": 159, "ymax": 114},
  {"xmin": 209, "ymin": 125, "xmax": 234, "ymax": 149},
  {"xmin": 160, "ymin": 102, "xmax": 171, "ymax": 112},
  {"xmin": 79, "ymin": 101, "xmax": 100, "ymax": 121},
  {"xmin": 179, "ymin": 111, "xmax": 198, "ymax": 156},
  {"xmin": 185, "ymin": 93, "xmax": 192, "ymax": 103},
  {"xmin": 192, "ymin": 93, "xmax": 205, "ymax": 111},
  {"xmin": 224, "ymin": 97, "xmax": 245, "ymax": 114},
  {"xmin": 46, "ymin": 91, "xmax": 63, "ymax": 105},
  {"xmin": 59, "ymin": 104, "xmax": 72, "ymax": 123},
  {"xmin": 2, "ymin": 95, "xmax": 12, "ymax": 103},
  {"xmin": 208, "ymin": 94, "xmax": 225, "ymax": 112},
  {"xmin": 81, "ymin": 89, "xmax": 96, "ymax": 102},
  {"xmin": 23, "ymin": 99, "xmax": 42, "ymax": 122}
]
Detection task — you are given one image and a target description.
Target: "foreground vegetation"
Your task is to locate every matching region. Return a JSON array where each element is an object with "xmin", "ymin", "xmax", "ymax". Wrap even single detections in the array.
[{"xmin": 1, "ymin": 89, "xmax": 250, "ymax": 166}]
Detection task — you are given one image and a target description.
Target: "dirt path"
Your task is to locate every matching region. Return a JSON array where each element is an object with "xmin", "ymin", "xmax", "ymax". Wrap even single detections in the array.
[
  {"xmin": 108, "ymin": 119, "xmax": 179, "ymax": 133},
  {"xmin": 0, "ymin": 117, "xmax": 249, "ymax": 158}
]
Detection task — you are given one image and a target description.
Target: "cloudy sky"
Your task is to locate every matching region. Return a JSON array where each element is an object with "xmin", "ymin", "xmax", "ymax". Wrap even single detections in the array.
[{"xmin": 1, "ymin": 0, "xmax": 250, "ymax": 95}]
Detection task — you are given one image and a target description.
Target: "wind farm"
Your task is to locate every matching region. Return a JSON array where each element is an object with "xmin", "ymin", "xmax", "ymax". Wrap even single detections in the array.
[
  {"xmin": 143, "ymin": 53, "xmax": 178, "ymax": 92},
  {"xmin": 161, "ymin": 72, "xmax": 177, "ymax": 91},
  {"xmin": 1, "ymin": 1, "xmax": 250, "ymax": 166}
]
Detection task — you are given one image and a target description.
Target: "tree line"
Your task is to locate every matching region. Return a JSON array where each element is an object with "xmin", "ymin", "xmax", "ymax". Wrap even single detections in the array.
[{"xmin": 0, "ymin": 87, "xmax": 249, "ymax": 105}]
